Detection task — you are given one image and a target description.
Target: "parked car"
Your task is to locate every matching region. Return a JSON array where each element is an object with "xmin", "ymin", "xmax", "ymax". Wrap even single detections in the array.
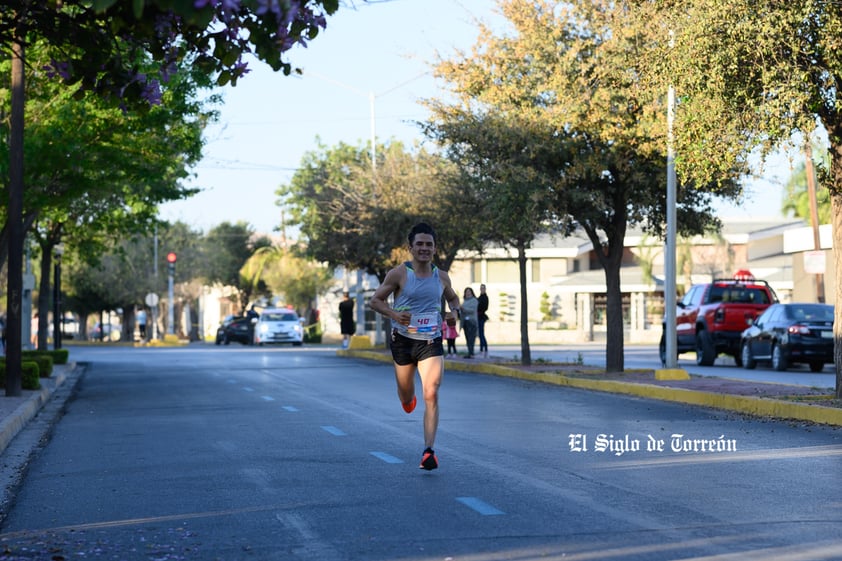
[
  {"xmin": 740, "ymin": 302, "xmax": 834, "ymax": 372},
  {"xmin": 88, "ymin": 322, "xmax": 121, "ymax": 342},
  {"xmin": 216, "ymin": 316, "xmax": 253, "ymax": 346},
  {"xmin": 61, "ymin": 317, "xmax": 79, "ymax": 340},
  {"xmin": 254, "ymin": 308, "xmax": 303, "ymax": 346},
  {"xmin": 215, "ymin": 315, "xmax": 236, "ymax": 345}
]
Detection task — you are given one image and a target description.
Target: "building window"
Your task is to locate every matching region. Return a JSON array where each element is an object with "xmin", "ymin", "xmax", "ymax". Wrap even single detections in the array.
[
  {"xmin": 593, "ymin": 293, "xmax": 632, "ymax": 327},
  {"xmin": 532, "ymin": 259, "xmax": 541, "ymax": 282},
  {"xmin": 472, "ymin": 260, "xmax": 481, "ymax": 284}
]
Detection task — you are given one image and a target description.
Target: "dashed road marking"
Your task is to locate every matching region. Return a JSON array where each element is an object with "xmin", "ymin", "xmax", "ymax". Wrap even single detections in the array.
[
  {"xmin": 282, "ymin": 406, "xmax": 299, "ymax": 412},
  {"xmin": 321, "ymin": 426, "xmax": 346, "ymax": 436},
  {"xmin": 370, "ymin": 451, "xmax": 404, "ymax": 464},
  {"xmin": 261, "ymin": 395, "xmax": 275, "ymax": 402},
  {"xmin": 456, "ymin": 497, "xmax": 505, "ymax": 516}
]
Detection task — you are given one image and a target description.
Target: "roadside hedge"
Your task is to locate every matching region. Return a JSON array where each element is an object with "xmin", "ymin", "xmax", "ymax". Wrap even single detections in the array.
[
  {"xmin": 23, "ymin": 349, "xmax": 68, "ymax": 365},
  {"xmin": 0, "ymin": 361, "xmax": 41, "ymax": 390}
]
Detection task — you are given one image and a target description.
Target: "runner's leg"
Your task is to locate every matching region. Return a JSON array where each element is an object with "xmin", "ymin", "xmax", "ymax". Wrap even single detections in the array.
[
  {"xmin": 416, "ymin": 355, "xmax": 443, "ymax": 448},
  {"xmin": 393, "ymin": 362, "xmax": 417, "ymax": 408}
]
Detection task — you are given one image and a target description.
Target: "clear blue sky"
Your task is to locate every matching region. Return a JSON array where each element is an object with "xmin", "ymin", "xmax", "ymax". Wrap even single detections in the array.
[{"xmin": 158, "ymin": 0, "xmax": 788, "ymax": 235}]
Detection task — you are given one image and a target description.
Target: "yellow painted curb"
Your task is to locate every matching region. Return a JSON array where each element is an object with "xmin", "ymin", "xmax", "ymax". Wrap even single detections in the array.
[
  {"xmin": 348, "ymin": 335, "xmax": 372, "ymax": 349},
  {"xmin": 655, "ymin": 368, "xmax": 690, "ymax": 380},
  {"xmin": 339, "ymin": 350, "xmax": 842, "ymax": 427}
]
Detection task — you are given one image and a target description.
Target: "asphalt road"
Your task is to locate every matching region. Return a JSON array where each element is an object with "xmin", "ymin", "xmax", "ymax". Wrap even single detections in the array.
[{"xmin": 1, "ymin": 345, "xmax": 841, "ymax": 560}]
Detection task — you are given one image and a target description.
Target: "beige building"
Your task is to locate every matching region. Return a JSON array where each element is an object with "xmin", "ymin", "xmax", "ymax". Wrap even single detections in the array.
[
  {"xmin": 312, "ymin": 217, "xmax": 834, "ymax": 347},
  {"xmin": 444, "ymin": 217, "xmax": 832, "ymax": 345}
]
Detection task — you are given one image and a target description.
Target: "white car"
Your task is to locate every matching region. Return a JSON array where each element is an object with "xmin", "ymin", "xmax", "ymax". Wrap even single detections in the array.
[{"xmin": 254, "ymin": 308, "xmax": 303, "ymax": 346}]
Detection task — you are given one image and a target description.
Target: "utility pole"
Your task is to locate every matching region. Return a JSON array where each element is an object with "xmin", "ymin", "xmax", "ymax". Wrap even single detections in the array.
[
  {"xmin": 804, "ymin": 140, "xmax": 825, "ymax": 303},
  {"xmin": 166, "ymin": 252, "xmax": 176, "ymax": 335},
  {"xmin": 663, "ymin": 29, "xmax": 679, "ymax": 370},
  {"xmin": 305, "ymin": 71, "xmax": 427, "ymax": 344}
]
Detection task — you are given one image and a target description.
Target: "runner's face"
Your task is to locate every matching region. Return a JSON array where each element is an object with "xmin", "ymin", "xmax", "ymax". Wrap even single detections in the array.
[{"xmin": 410, "ymin": 233, "xmax": 436, "ymax": 262}]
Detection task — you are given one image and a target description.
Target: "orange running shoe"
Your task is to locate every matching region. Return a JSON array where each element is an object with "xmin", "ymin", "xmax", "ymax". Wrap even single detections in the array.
[
  {"xmin": 419, "ymin": 447, "xmax": 438, "ymax": 470},
  {"xmin": 402, "ymin": 396, "xmax": 417, "ymax": 414}
]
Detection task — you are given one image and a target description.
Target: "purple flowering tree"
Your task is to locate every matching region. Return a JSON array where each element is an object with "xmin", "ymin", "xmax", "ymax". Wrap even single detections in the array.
[{"xmin": 0, "ymin": 0, "xmax": 339, "ymax": 395}]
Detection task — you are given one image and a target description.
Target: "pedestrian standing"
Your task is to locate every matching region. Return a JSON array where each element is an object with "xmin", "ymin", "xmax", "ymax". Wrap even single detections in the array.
[
  {"xmin": 338, "ymin": 291, "xmax": 355, "ymax": 349},
  {"xmin": 461, "ymin": 287, "xmax": 479, "ymax": 358},
  {"xmin": 369, "ymin": 223, "xmax": 461, "ymax": 471},
  {"xmin": 477, "ymin": 283, "xmax": 489, "ymax": 358},
  {"xmin": 246, "ymin": 305, "xmax": 259, "ymax": 345},
  {"xmin": 137, "ymin": 308, "xmax": 148, "ymax": 341},
  {"xmin": 442, "ymin": 311, "xmax": 459, "ymax": 356}
]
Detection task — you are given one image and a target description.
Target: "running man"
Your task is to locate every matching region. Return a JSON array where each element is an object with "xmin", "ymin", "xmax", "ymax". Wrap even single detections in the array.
[{"xmin": 369, "ymin": 223, "xmax": 461, "ymax": 470}]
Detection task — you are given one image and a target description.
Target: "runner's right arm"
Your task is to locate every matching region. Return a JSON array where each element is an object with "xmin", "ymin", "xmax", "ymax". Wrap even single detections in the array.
[{"xmin": 370, "ymin": 266, "xmax": 411, "ymax": 326}]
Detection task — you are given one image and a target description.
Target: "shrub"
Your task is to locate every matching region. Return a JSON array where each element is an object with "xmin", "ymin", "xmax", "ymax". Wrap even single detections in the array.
[
  {"xmin": 20, "ymin": 352, "xmax": 53, "ymax": 378},
  {"xmin": 0, "ymin": 361, "xmax": 41, "ymax": 390},
  {"xmin": 304, "ymin": 322, "xmax": 322, "ymax": 344},
  {"xmin": 540, "ymin": 292, "xmax": 553, "ymax": 322},
  {"xmin": 46, "ymin": 349, "xmax": 69, "ymax": 365},
  {"xmin": 22, "ymin": 362, "xmax": 40, "ymax": 389}
]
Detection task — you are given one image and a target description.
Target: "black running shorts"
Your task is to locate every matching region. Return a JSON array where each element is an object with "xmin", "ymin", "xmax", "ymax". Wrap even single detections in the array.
[{"xmin": 390, "ymin": 329, "xmax": 444, "ymax": 365}]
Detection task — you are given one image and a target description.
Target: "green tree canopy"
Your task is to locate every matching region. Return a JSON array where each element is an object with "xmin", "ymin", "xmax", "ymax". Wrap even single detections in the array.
[
  {"xmin": 782, "ymin": 148, "xmax": 832, "ymax": 225},
  {"xmin": 0, "ymin": 0, "xmax": 339, "ymax": 393},
  {"xmin": 200, "ymin": 221, "xmax": 271, "ymax": 312},
  {"xmin": 253, "ymin": 245, "xmax": 334, "ymax": 313},
  {"xmin": 638, "ymin": 0, "xmax": 842, "ymax": 394},
  {"xmin": 278, "ymin": 139, "xmax": 484, "ymax": 282},
  {"xmin": 427, "ymin": 0, "xmax": 738, "ymax": 370}
]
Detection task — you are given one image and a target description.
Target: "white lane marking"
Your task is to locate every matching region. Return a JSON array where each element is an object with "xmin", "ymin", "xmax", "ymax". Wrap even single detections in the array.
[
  {"xmin": 243, "ymin": 386, "xmax": 255, "ymax": 392},
  {"xmin": 321, "ymin": 426, "xmax": 346, "ymax": 436},
  {"xmin": 370, "ymin": 451, "xmax": 404, "ymax": 464},
  {"xmin": 282, "ymin": 405, "xmax": 299, "ymax": 412},
  {"xmin": 456, "ymin": 497, "xmax": 505, "ymax": 516},
  {"xmin": 261, "ymin": 395, "xmax": 275, "ymax": 402}
]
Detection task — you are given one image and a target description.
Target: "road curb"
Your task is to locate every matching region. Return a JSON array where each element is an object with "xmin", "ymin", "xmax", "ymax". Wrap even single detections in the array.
[
  {"xmin": 0, "ymin": 362, "xmax": 86, "ymax": 523},
  {"xmin": 0, "ymin": 363, "xmax": 82, "ymax": 458},
  {"xmin": 338, "ymin": 349, "xmax": 842, "ymax": 426}
]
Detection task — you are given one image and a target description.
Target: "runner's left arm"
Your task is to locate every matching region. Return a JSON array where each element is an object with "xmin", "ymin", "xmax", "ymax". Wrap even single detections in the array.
[{"xmin": 440, "ymin": 270, "xmax": 461, "ymax": 316}]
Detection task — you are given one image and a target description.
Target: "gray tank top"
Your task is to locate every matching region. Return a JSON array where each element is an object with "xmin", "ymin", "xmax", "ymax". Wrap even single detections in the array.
[{"xmin": 392, "ymin": 262, "xmax": 443, "ymax": 341}]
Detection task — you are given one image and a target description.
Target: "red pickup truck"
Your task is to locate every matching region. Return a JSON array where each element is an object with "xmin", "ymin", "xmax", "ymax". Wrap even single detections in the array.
[{"xmin": 660, "ymin": 272, "xmax": 778, "ymax": 367}]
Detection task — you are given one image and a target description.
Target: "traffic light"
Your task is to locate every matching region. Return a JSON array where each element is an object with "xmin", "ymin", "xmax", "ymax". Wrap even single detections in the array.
[{"xmin": 166, "ymin": 252, "xmax": 176, "ymax": 276}]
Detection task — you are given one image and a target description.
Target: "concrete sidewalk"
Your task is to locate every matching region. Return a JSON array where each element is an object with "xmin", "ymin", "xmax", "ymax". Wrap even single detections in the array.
[{"xmin": 0, "ymin": 363, "xmax": 84, "ymax": 457}]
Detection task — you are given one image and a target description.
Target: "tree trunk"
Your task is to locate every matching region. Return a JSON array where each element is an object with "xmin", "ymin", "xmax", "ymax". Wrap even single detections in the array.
[
  {"xmin": 124, "ymin": 307, "xmax": 136, "ymax": 343},
  {"xmin": 517, "ymin": 241, "xmax": 531, "ymax": 366},
  {"xmin": 37, "ymin": 249, "xmax": 52, "ymax": 351},
  {"xmin": 5, "ymin": 37, "xmax": 25, "ymax": 396},
  {"xmin": 582, "ymin": 211, "xmax": 627, "ymax": 373},
  {"xmin": 604, "ymin": 255, "xmax": 625, "ymax": 373},
  {"xmin": 831, "ymin": 185, "xmax": 842, "ymax": 398}
]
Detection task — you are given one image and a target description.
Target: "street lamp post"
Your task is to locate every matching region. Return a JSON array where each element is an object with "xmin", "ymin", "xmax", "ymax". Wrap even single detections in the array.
[
  {"xmin": 166, "ymin": 252, "xmax": 177, "ymax": 335},
  {"xmin": 53, "ymin": 244, "xmax": 64, "ymax": 350}
]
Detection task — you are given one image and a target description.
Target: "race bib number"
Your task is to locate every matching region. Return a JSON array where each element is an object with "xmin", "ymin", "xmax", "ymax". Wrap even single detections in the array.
[{"xmin": 407, "ymin": 312, "xmax": 440, "ymax": 335}]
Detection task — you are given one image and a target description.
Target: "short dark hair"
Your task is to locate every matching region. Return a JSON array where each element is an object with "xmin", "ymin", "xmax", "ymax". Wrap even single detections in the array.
[{"xmin": 408, "ymin": 222, "xmax": 437, "ymax": 245}]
